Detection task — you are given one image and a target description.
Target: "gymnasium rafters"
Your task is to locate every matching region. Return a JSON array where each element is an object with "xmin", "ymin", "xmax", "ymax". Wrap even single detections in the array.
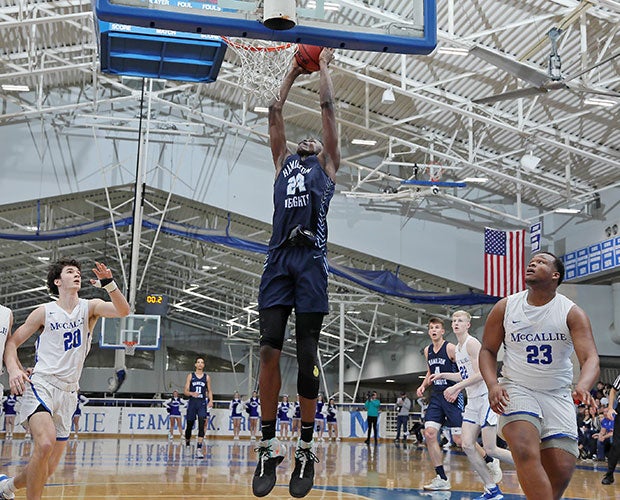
[{"xmin": 0, "ymin": 0, "xmax": 618, "ymax": 377}]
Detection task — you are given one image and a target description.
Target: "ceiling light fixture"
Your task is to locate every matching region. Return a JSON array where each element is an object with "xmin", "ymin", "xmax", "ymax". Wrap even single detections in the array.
[
  {"xmin": 437, "ymin": 47, "xmax": 469, "ymax": 56},
  {"xmin": 306, "ymin": 1, "xmax": 340, "ymax": 11},
  {"xmin": 351, "ymin": 139, "xmax": 377, "ymax": 146},
  {"xmin": 462, "ymin": 177, "xmax": 488, "ymax": 184},
  {"xmin": 520, "ymin": 152, "xmax": 541, "ymax": 171},
  {"xmin": 554, "ymin": 207, "xmax": 581, "ymax": 214},
  {"xmin": 584, "ymin": 97, "xmax": 616, "ymax": 107},
  {"xmin": 386, "ymin": 379, "xmax": 395, "ymax": 383},
  {"xmin": 374, "ymin": 339, "xmax": 388, "ymax": 344},
  {"xmin": 254, "ymin": 106, "xmax": 269, "ymax": 113},
  {"xmin": 381, "ymin": 87, "xmax": 395, "ymax": 104},
  {"xmin": 2, "ymin": 84, "xmax": 30, "ymax": 92}
]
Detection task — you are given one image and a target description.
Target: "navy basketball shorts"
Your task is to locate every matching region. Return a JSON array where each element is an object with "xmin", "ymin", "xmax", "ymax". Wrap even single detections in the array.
[
  {"xmin": 424, "ymin": 394, "xmax": 463, "ymax": 430},
  {"xmin": 258, "ymin": 246, "xmax": 329, "ymax": 313},
  {"xmin": 186, "ymin": 399, "xmax": 207, "ymax": 421}
]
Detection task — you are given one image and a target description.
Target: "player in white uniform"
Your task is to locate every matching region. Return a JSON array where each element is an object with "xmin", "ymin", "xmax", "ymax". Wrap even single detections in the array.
[
  {"xmin": 480, "ymin": 252, "xmax": 599, "ymax": 500},
  {"xmin": 0, "ymin": 304, "xmax": 13, "ymax": 394},
  {"xmin": 0, "ymin": 259, "xmax": 130, "ymax": 500},
  {"xmin": 432, "ymin": 311, "xmax": 514, "ymax": 500}
]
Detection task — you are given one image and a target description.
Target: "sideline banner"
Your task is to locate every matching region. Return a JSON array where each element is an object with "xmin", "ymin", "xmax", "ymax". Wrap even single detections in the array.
[{"xmin": 79, "ymin": 407, "xmax": 390, "ymax": 437}]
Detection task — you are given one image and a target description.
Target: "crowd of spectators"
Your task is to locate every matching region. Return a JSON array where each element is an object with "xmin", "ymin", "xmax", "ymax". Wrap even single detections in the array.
[{"xmin": 577, "ymin": 381, "xmax": 615, "ymax": 461}]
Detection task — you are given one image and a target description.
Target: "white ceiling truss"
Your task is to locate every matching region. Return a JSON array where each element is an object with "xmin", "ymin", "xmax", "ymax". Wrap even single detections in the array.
[{"xmin": 0, "ymin": 0, "xmax": 618, "ymax": 371}]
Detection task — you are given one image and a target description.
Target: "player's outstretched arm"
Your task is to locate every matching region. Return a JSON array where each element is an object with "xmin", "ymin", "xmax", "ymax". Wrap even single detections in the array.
[
  {"xmin": 480, "ymin": 298, "xmax": 510, "ymax": 414},
  {"xmin": 89, "ymin": 261, "xmax": 130, "ymax": 320},
  {"xmin": 568, "ymin": 305, "xmax": 599, "ymax": 407},
  {"xmin": 269, "ymin": 60, "xmax": 304, "ymax": 172},
  {"xmin": 5, "ymin": 306, "xmax": 45, "ymax": 395},
  {"xmin": 318, "ymin": 48, "xmax": 340, "ymax": 180}
]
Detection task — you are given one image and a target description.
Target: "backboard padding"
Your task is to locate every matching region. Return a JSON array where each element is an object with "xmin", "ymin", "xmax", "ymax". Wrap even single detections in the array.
[{"xmin": 94, "ymin": 0, "xmax": 437, "ymax": 55}]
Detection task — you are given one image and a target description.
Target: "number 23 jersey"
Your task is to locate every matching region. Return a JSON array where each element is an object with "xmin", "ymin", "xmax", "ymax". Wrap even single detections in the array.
[
  {"xmin": 35, "ymin": 299, "xmax": 92, "ymax": 386},
  {"xmin": 502, "ymin": 290, "xmax": 575, "ymax": 391}
]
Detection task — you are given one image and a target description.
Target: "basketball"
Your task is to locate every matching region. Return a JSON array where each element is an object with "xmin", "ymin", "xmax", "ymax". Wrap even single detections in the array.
[{"xmin": 295, "ymin": 44, "xmax": 323, "ymax": 73}]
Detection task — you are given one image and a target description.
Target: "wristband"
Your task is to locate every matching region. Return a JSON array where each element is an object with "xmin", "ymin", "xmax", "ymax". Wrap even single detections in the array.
[
  {"xmin": 94, "ymin": 278, "xmax": 118, "ymax": 293},
  {"xmin": 102, "ymin": 279, "xmax": 118, "ymax": 293}
]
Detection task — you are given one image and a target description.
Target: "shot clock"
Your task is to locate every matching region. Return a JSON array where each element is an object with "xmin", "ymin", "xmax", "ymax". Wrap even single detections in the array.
[{"xmin": 144, "ymin": 293, "xmax": 169, "ymax": 316}]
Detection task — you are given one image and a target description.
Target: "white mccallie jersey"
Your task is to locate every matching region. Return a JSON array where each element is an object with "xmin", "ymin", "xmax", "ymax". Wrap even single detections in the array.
[
  {"xmin": 502, "ymin": 290, "xmax": 575, "ymax": 391},
  {"xmin": 455, "ymin": 336, "xmax": 487, "ymax": 398},
  {"xmin": 35, "ymin": 299, "xmax": 92, "ymax": 386},
  {"xmin": 0, "ymin": 304, "xmax": 11, "ymax": 370}
]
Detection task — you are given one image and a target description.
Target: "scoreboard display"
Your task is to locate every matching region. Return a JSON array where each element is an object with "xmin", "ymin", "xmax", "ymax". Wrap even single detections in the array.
[{"xmin": 144, "ymin": 293, "xmax": 169, "ymax": 316}]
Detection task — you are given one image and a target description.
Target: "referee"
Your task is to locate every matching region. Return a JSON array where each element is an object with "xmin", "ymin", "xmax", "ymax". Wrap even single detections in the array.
[{"xmin": 602, "ymin": 374, "xmax": 620, "ymax": 485}]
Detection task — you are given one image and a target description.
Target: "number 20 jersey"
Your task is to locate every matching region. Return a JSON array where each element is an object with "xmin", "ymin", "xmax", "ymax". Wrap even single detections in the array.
[
  {"xmin": 502, "ymin": 290, "xmax": 575, "ymax": 391},
  {"xmin": 34, "ymin": 299, "xmax": 92, "ymax": 386}
]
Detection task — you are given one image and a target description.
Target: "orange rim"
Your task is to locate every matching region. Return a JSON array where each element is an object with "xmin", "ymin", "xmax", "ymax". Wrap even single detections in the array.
[{"xmin": 222, "ymin": 37, "xmax": 294, "ymax": 52}]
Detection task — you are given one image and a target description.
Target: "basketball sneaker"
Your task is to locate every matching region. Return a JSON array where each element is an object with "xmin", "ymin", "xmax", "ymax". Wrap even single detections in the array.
[
  {"xmin": 474, "ymin": 485, "xmax": 503, "ymax": 500},
  {"xmin": 601, "ymin": 472, "xmax": 614, "ymax": 485},
  {"xmin": 195, "ymin": 447, "xmax": 204, "ymax": 459},
  {"xmin": 289, "ymin": 440, "xmax": 319, "ymax": 498},
  {"xmin": 487, "ymin": 459, "xmax": 503, "ymax": 484},
  {"xmin": 423, "ymin": 475, "xmax": 451, "ymax": 491},
  {"xmin": 252, "ymin": 437, "xmax": 286, "ymax": 497},
  {"xmin": 0, "ymin": 475, "xmax": 15, "ymax": 499}
]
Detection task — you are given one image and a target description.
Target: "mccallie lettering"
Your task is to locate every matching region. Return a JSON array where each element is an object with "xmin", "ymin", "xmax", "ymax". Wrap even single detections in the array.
[
  {"xmin": 510, "ymin": 331, "xmax": 567, "ymax": 342},
  {"xmin": 49, "ymin": 319, "xmax": 84, "ymax": 331}
]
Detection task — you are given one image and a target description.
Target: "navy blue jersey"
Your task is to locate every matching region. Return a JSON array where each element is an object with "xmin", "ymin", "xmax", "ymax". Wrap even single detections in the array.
[
  {"xmin": 427, "ymin": 341, "xmax": 458, "ymax": 395},
  {"xmin": 189, "ymin": 372, "xmax": 207, "ymax": 400},
  {"xmin": 268, "ymin": 154, "xmax": 335, "ymax": 251},
  {"xmin": 315, "ymin": 401, "xmax": 326, "ymax": 420},
  {"xmin": 3, "ymin": 395, "xmax": 18, "ymax": 416},
  {"xmin": 277, "ymin": 402, "xmax": 291, "ymax": 422},
  {"xmin": 248, "ymin": 397, "xmax": 260, "ymax": 418},
  {"xmin": 326, "ymin": 404, "xmax": 337, "ymax": 423},
  {"xmin": 230, "ymin": 398, "xmax": 243, "ymax": 418},
  {"xmin": 166, "ymin": 397, "xmax": 184, "ymax": 417}
]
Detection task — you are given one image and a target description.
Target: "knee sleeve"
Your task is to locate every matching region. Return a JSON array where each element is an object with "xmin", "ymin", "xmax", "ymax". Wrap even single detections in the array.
[
  {"xmin": 197, "ymin": 417, "xmax": 206, "ymax": 437},
  {"xmin": 295, "ymin": 313, "xmax": 323, "ymax": 399},
  {"xmin": 185, "ymin": 420, "xmax": 195, "ymax": 439},
  {"xmin": 259, "ymin": 306, "xmax": 291, "ymax": 351}
]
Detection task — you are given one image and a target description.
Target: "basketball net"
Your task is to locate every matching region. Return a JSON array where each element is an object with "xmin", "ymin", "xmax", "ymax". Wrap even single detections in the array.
[
  {"xmin": 123, "ymin": 341, "xmax": 137, "ymax": 356},
  {"xmin": 425, "ymin": 163, "xmax": 444, "ymax": 182},
  {"xmin": 223, "ymin": 37, "xmax": 296, "ymax": 104}
]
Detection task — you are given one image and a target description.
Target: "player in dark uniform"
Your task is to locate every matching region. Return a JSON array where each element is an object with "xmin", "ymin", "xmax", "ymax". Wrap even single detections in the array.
[
  {"xmin": 252, "ymin": 47, "xmax": 339, "ymax": 499},
  {"xmin": 416, "ymin": 317, "xmax": 464, "ymax": 491},
  {"xmin": 183, "ymin": 357, "xmax": 213, "ymax": 459}
]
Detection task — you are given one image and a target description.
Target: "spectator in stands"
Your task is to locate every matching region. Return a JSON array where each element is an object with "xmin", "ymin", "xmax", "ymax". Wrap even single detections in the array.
[
  {"xmin": 326, "ymin": 397, "xmax": 339, "ymax": 441},
  {"xmin": 593, "ymin": 409, "xmax": 614, "ymax": 461},
  {"xmin": 394, "ymin": 392, "xmax": 411, "ymax": 443},
  {"xmin": 602, "ymin": 374, "xmax": 620, "ymax": 485},
  {"xmin": 364, "ymin": 391, "xmax": 380, "ymax": 445},
  {"xmin": 165, "ymin": 390, "xmax": 186, "ymax": 440},
  {"xmin": 230, "ymin": 391, "xmax": 244, "ymax": 441},
  {"xmin": 72, "ymin": 392, "xmax": 90, "ymax": 439}
]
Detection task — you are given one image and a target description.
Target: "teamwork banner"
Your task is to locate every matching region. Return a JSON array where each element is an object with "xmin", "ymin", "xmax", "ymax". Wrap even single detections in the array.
[{"xmin": 80, "ymin": 407, "xmax": 389, "ymax": 437}]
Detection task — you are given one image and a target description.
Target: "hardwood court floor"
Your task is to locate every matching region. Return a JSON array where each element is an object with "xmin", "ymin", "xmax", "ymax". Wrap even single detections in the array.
[{"xmin": 0, "ymin": 437, "xmax": 617, "ymax": 499}]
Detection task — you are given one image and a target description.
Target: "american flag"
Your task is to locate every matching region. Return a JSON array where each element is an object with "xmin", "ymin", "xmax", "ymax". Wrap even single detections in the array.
[{"xmin": 484, "ymin": 228, "xmax": 526, "ymax": 297}]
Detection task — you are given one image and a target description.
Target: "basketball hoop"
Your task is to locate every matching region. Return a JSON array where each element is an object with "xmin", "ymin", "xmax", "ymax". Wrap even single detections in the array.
[
  {"xmin": 223, "ymin": 37, "xmax": 296, "ymax": 104},
  {"xmin": 425, "ymin": 162, "xmax": 444, "ymax": 182},
  {"xmin": 123, "ymin": 341, "xmax": 137, "ymax": 356}
]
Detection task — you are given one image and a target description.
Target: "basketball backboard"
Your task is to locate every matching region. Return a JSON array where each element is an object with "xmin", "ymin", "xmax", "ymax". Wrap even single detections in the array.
[
  {"xmin": 93, "ymin": 0, "xmax": 436, "ymax": 55},
  {"xmin": 100, "ymin": 314, "xmax": 161, "ymax": 350}
]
